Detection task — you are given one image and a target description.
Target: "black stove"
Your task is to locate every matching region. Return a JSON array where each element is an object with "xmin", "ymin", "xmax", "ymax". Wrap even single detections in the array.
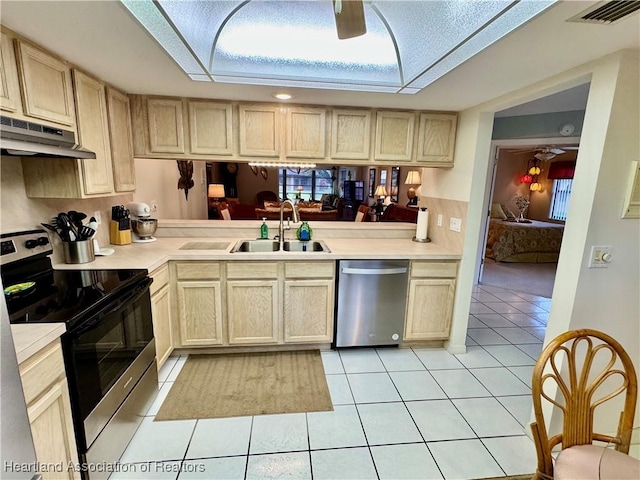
[{"xmin": 1, "ymin": 229, "xmax": 147, "ymax": 330}]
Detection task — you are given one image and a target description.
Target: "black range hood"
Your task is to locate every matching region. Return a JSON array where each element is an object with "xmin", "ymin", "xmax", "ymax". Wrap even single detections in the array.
[{"xmin": 0, "ymin": 115, "xmax": 96, "ymax": 159}]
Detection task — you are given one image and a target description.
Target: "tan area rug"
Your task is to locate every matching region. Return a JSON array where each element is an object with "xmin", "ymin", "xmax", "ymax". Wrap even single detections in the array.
[{"xmin": 154, "ymin": 350, "xmax": 333, "ymax": 421}]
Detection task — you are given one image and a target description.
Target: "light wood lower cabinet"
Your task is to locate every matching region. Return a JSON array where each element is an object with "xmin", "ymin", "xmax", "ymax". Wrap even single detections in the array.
[
  {"xmin": 169, "ymin": 260, "xmax": 336, "ymax": 348},
  {"xmin": 18, "ymin": 341, "xmax": 80, "ymax": 480},
  {"xmin": 404, "ymin": 261, "xmax": 458, "ymax": 341},
  {"xmin": 283, "ymin": 261, "xmax": 335, "ymax": 343},
  {"xmin": 176, "ymin": 281, "xmax": 224, "ymax": 346},
  {"xmin": 150, "ymin": 264, "xmax": 172, "ymax": 369},
  {"xmin": 227, "ymin": 279, "xmax": 279, "ymax": 344},
  {"xmin": 284, "ymin": 279, "xmax": 334, "ymax": 343}
]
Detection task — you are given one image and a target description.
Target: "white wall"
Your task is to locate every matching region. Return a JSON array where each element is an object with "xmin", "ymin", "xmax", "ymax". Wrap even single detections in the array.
[{"xmin": 133, "ymin": 158, "xmax": 207, "ymax": 219}]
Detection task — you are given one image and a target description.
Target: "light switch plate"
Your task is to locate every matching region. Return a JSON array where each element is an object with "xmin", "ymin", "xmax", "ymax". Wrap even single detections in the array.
[
  {"xmin": 450, "ymin": 217, "xmax": 462, "ymax": 232},
  {"xmin": 437, "ymin": 214, "xmax": 443, "ymax": 227},
  {"xmin": 588, "ymin": 245, "xmax": 612, "ymax": 268}
]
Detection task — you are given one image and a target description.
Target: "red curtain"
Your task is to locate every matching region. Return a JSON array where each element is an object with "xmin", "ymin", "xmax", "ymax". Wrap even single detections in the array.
[{"xmin": 547, "ymin": 160, "xmax": 576, "ymax": 179}]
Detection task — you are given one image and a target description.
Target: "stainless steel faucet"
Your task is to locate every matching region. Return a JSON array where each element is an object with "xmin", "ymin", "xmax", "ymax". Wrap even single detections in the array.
[{"xmin": 278, "ymin": 199, "xmax": 299, "ymax": 249}]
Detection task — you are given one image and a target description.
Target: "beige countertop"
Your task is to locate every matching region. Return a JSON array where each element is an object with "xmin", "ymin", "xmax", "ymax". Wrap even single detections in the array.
[
  {"xmin": 11, "ymin": 323, "xmax": 66, "ymax": 364},
  {"xmin": 52, "ymin": 236, "xmax": 460, "ymax": 271}
]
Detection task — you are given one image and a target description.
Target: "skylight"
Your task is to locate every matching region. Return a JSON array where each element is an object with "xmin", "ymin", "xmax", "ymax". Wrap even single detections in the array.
[{"xmin": 121, "ymin": 0, "xmax": 555, "ymax": 94}]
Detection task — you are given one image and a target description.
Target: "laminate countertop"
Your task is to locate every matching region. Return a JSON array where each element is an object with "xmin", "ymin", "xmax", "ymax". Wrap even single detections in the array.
[
  {"xmin": 11, "ymin": 323, "xmax": 66, "ymax": 364},
  {"xmin": 52, "ymin": 236, "xmax": 461, "ymax": 272}
]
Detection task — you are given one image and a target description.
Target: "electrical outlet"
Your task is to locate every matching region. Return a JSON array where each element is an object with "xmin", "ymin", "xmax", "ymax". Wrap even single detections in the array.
[
  {"xmin": 150, "ymin": 201, "xmax": 158, "ymax": 212},
  {"xmin": 437, "ymin": 214, "xmax": 443, "ymax": 227},
  {"xmin": 93, "ymin": 211, "xmax": 101, "ymax": 224},
  {"xmin": 449, "ymin": 217, "xmax": 462, "ymax": 232},
  {"xmin": 588, "ymin": 245, "xmax": 612, "ymax": 268}
]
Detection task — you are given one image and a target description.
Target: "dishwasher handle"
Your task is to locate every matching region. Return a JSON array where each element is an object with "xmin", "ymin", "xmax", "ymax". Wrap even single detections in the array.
[{"xmin": 341, "ymin": 266, "xmax": 408, "ymax": 275}]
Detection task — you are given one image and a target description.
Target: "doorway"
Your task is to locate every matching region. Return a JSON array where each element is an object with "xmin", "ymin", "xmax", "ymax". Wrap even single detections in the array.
[{"xmin": 477, "ymin": 139, "xmax": 580, "ymax": 298}]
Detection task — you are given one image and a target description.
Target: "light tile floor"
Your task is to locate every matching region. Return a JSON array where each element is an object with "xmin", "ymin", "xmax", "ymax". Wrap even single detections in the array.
[{"xmin": 111, "ymin": 284, "xmax": 548, "ymax": 479}]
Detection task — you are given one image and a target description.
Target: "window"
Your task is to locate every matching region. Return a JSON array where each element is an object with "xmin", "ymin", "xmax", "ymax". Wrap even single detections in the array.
[
  {"xmin": 549, "ymin": 179, "xmax": 573, "ymax": 221},
  {"xmin": 279, "ymin": 169, "xmax": 334, "ymax": 201}
]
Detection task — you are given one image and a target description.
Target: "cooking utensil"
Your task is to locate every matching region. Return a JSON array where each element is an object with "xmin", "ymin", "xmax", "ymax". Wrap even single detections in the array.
[
  {"xmin": 77, "ymin": 226, "xmax": 95, "ymax": 240},
  {"xmin": 41, "ymin": 223, "xmax": 60, "ymax": 238},
  {"xmin": 52, "ymin": 212, "xmax": 77, "ymax": 241}
]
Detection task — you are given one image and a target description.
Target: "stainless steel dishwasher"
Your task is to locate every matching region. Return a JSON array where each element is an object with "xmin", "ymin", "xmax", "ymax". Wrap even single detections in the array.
[{"xmin": 335, "ymin": 260, "xmax": 409, "ymax": 347}]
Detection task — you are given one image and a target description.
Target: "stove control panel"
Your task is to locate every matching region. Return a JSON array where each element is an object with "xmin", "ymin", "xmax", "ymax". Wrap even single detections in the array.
[{"xmin": 0, "ymin": 230, "xmax": 53, "ymax": 266}]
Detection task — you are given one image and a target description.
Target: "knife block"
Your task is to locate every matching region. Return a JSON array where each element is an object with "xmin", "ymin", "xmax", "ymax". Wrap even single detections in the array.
[{"xmin": 109, "ymin": 221, "xmax": 131, "ymax": 245}]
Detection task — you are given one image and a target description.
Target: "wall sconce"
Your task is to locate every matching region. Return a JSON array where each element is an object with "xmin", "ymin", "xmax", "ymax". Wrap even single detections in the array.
[
  {"xmin": 296, "ymin": 184, "xmax": 304, "ymax": 200},
  {"xmin": 520, "ymin": 174, "xmax": 533, "ymax": 184},
  {"xmin": 404, "ymin": 170, "xmax": 421, "ymax": 206},
  {"xmin": 530, "ymin": 182, "xmax": 542, "ymax": 192},
  {"xmin": 207, "ymin": 184, "xmax": 225, "ymax": 200}
]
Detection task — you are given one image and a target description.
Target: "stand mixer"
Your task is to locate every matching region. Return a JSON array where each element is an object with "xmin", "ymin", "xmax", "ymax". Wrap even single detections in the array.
[{"xmin": 127, "ymin": 202, "xmax": 158, "ymax": 243}]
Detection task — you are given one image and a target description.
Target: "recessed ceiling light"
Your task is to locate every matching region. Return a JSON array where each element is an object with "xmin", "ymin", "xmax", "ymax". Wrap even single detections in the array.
[{"xmin": 273, "ymin": 93, "xmax": 293, "ymax": 100}]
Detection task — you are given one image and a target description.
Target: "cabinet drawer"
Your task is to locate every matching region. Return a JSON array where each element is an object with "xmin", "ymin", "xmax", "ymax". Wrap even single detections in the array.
[
  {"xmin": 149, "ymin": 264, "xmax": 169, "ymax": 296},
  {"xmin": 285, "ymin": 262, "xmax": 335, "ymax": 279},
  {"xmin": 175, "ymin": 262, "xmax": 221, "ymax": 280},
  {"xmin": 227, "ymin": 262, "xmax": 278, "ymax": 279},
  {"xmin": 411, "ymin": 261, "xmax": 458, "ymax": 278},
  {"xmin": 19, "ymin": 341, "xmax": 65, "ymax": 405}
]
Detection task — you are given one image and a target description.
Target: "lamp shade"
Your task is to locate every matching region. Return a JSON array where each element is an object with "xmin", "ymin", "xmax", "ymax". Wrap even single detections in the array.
[
  {"xmin": 374, "ymin": 185, "xmax": 388, "ymax": 197},
  {"xmin": 405, "ymin": 170, "xmax": 421, "ymax": 185},
  {"xmin": 208, "ymin": 184, "xmax": 225, "ymax": 198}
]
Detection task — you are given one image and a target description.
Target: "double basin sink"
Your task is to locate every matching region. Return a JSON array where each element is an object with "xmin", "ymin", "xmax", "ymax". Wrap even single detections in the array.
[{"xmin": 231, "ymin": 239, "xmax": 330, "ymax": 253}]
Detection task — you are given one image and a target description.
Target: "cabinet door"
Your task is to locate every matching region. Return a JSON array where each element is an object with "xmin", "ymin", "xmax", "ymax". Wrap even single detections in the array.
[
  {"xmin": 106, "ymin": 87, "xmax": 136, "ymax": 192},
  {"xmin": 416, "ymin": 113, "xmax": 457, "ymax": 166},
  {"xmin": 73, "ymin": 70, "xmax": 114, "ymax": 195},
  {"xmin": 404, "ymin": 278, "xmax": 455, "ymax": 340},
  {"xmin": 16, "ymin": 40, "xmax": 75, "ymax": 126},
  {"xmin": 0, "ymin": 32, "xmax": 21, "ymax": 113},
  {"xmin": 374, "ymin": 111, "xmax": 415, "ymax": 161},
  {"xmin": 239, "ymin": 104, "xmax": 280, "ymax": 157},
  {"xmin": 284, "ymin": 279, "xmax": 334, "ymax": 343},
  {"xmin": 188, "ymin": 101, "xmax": 233, "ymax": 155},
  {"xmin": 27, "ymin": 380, "xmax": 80, "ymax": 480},
  {"xmin": 147, "ymin": 98, "xmax": 185, "ymax": 153},
  {"xmin": 285, "ymin": 107, "xmax": 326, "ymax": 158},
  {"xmin": 151, "ymin": 283, "xmax": 172, "ymax": 369},
  {"xmin": 227, "ymin": 280, "xmax": 279, "ymax": 344},
  {"xmin": 331, "ymin": 108, "xmax": 371, "ymax": 160},
  {"xmin": 176, "ymin": 280, "xmax": 223, "ymax": 346}
]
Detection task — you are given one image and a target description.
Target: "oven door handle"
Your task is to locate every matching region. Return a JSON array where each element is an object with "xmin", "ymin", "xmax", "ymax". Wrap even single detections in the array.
[{"xmin": 70, "ymin": 278, "xmax": 152, "ymax": 335}]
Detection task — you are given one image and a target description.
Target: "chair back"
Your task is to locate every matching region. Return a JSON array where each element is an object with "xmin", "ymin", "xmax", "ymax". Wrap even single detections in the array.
[{"xmin": 531, "ymin": 329, "xmax": 637, "ymax": 479}]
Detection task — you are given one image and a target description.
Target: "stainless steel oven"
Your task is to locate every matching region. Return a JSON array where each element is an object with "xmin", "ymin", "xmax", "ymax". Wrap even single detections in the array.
[{"xmin": 1, "ymin": 230, "xmax": 158, "ymax": 480}]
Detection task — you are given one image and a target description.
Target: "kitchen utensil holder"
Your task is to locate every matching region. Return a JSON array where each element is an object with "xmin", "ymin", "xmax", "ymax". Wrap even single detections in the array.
[
  {"xmin": 109, "ymin": 220, "xmax": 131, "ymax": 245},
  {"xmin": 62, "ymin": 240, "xmax": 95, "ymax": 264}
]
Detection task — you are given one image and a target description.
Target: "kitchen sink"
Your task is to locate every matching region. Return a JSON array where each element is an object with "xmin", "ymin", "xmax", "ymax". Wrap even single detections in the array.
[
  {"xmin": 179, "ymin": 242, "xmax": 231, "ymax": 250},
  {"xmin": 231, "ymin": 240, "xmax": 280, "ymax": 253},
  {"xmin": 282, "ymin": 240, "xmax": 330, "ymax": 252},
  {"xmin": 230, "ymin": 239, "xmax": 330, "ymax": 253}
]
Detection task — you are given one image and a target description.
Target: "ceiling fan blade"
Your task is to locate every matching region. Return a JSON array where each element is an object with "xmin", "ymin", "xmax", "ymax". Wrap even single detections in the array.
[
  {"xmin": 549, "ymin": 148, "xmax": 565, "ymax": 154},
  {"xmin": 333, "ymin": 0, "xmax": 366, "ymax": 40}
]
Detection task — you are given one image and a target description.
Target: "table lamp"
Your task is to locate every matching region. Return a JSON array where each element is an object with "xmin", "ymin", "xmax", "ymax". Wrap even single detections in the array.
[
  {"xmin": 405, "ymin": 170, "xmax": 421, "ymax": 206},
  {"xmin": 207, "ymin": 184, "xmax": 225, "ymax": 200}
]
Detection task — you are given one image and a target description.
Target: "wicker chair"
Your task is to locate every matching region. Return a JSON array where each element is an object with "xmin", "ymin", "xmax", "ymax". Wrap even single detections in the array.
[{"xmin": 531, "ymin": 329, "xmax": 638, "ymax": 480}]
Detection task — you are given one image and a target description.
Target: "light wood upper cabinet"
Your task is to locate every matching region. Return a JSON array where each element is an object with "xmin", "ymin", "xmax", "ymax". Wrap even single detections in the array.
[
  {"xmin": 18, "ymin": 341, "xmax": 80, "ymax": 480},
  {"xmin": 16, "ymin": 40, "xmax": 75, "ymax": 126},
  {"xmin": 416, "ymin": 113, "xmax": 457, "ymax": 166},
  {"xmin": 106, "ymin": 87, "xmax": 136, "ymax": 192},
  {"xmin": 188, "ymin": 101, "xmax": 233, "ymax": 155},
  {"xmin": 73, "ymin": 69, "xmax": 114, "ymax": 195},
  {"xmin": 239, "ymin": 104, "xmax": 280, "ymax": 157},
  {"xmin": 331, "ymin": 108, "xmax": 371, "ymax": 160},
  {"xmin": 147, "ymin": 97, "xmax": 185, "ymax": 154},
  {"xmin": 285, "ymin": 106, "xmax": 326, "ymax": 158},
  {"xmin": 374, "ymin": 110, "xmax": 415, "ymax": 161},
  {"xmin": 0, "ymin": 32, "xmax": 21, "ymax": 113}
]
